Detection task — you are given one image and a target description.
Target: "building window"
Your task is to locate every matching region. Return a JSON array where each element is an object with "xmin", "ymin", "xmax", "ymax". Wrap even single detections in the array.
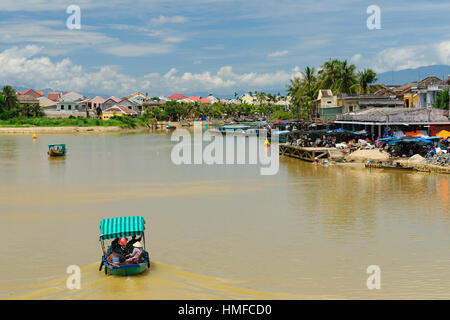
[
  {"xmin": 68, "ymin": 105, "xmax": 72, "ymax": 110},
  {"xmin": 61, "ymin": 105, "xmax": 64, "ymax": 110}
]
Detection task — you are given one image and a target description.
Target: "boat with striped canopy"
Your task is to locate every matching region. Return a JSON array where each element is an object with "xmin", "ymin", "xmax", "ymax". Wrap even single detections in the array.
[
  {"xmin": 48, "ymin": 144, "xmax": 66, "ymax": 157},
  {"xmin": 99, "ymin": 216, "xmax": 151, "ymax": 276}
]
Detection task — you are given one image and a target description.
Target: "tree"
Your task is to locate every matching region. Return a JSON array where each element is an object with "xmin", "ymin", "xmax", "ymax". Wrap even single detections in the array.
[
  {"xmin": 0, "ymin": 93, "xmax": 4, "ymax": 115},
  {"xmin": 151, "ymin": 106, "xmax": 168, "ymax": 121},
  {"xmin": 303, "ymin": 66, "xmax": 318, "ymax": 101},
  {"xmin": 1, "ymin": 85, "xmax": 19, "ymax": 111},
  {"xmin": 335, "ymin": 60, "xmax": 357, "ymax": 94},
  {"xmin": 286, "ymin": 66, "xmax": 319, "ymax": 120},
  {"xmin": 357, "ymin": 69, "xmax": 378, "ymax": 94},
  {"xmin": 318, "ymin": 59, "xmax": 342, "ymax": 90},
  {"xmin": 286, "ymin": 77, "xmax": 303, "ymax": 119},
  {"xmin": 432, "ymin": 88, "xmax": 449, "ymax": 110},
  {"xmin": 318, "ymin": 59, "xmax": 358, "ymax": 94}
]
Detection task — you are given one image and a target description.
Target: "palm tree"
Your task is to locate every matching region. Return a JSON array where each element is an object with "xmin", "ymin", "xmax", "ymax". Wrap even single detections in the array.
[
  {"xmin": 0, "ymin": 93, "xmax": 5, "ymax": 114},
  {"xmin": 303, "ymin": 66, "xmax": 318, "ymax": 101},
  {"xmin": 357, "ymin": 69, "xmax": 378, "ymax": 94},
  {"xmin": 318, "ymin": 59, "xmax": 358, "ymax": 94},
  {"xmin": 335, "ymin": 60, "xmax": 357, "ymax": 94},
  {"xmin": 286, "ymin": 77, "xmax": 306, "ymax": 120},
  {"xmin": 318, "ymin": 59, "xmax": 342, "ymax": 90},
  {"xmin": 1, "ymin": 85, "xmax": 18, "ymax": 111},
  {"xmin": 286, "ymin": 67, "xmax": 319, "ymax": 120}
]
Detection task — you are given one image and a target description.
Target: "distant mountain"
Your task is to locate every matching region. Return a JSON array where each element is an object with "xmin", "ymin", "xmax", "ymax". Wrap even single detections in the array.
[{"xmin": 377, "ymin": 65, "xmax": 450, "ymax": 85}]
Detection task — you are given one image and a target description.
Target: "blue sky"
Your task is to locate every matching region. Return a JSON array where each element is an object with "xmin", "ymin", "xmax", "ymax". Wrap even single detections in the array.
[{"xmin": 0, "ymin": 0, "xmax": 449, "ymax": 97}]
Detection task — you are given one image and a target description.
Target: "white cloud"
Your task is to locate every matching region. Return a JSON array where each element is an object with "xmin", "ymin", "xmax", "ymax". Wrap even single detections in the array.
[
  {"xmin": 101, "ymin": 44, "xmax": 173, "ymax": 57},
  {"xmin": 163, "ymin": 37, "xmax": 186, "ymax": 43},
  {"xmin": 0, "ymin": 20, "xmax": 115, "ymax": 50},
  {"xmin": 202, "ymin": 45, "xmax": 225, "ymax": 51},
  {"xmin": 268, "ymin": 50, "xmax": 288, "ymax": 57},
  {"xmin": 0, "ymin": 45, "xmax": 137, "ymax": 95},
  {"xmin": 0, "ymin": 46, "xmax": 303, "ymax": 96},
  {"xmin": 364, "ymin": 41, "xmax": 450, "ymax": 73},
  {"xmin": 0, "ymin": 20, "xmax": 180, "ymax": 57},
  {"xmin": 150, "ymin": 15, "xmax": 188, "ymax": 25},
  {"xmin": 350, "ymin": 53, "xmax": 362, "ymax": 64},
  {"xmin": 144, "ymin": 65, "xmax": 304, "ymax": 93}
]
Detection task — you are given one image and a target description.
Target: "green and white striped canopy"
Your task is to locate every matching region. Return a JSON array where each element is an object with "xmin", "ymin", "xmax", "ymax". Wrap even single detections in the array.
[{"xmin": 99, "ymin": 216, "xmax": 146, "ymax": 240}]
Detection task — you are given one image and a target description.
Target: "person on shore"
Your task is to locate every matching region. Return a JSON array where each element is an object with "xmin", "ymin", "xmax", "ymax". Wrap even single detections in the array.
[{"xmin": 125, "ymin": 242, "xmax": 143, "ymax": 264}]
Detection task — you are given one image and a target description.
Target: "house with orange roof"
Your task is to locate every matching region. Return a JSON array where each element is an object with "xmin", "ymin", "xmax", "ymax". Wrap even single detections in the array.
[
  {"xmin": 17, "ymin": 94, "xmax": 39, "ymax": 106},
  {"xmin": 168, "ymin": 93, "xmax": 187, "ymax": 100},
  {"xmin": 48, "ymin": 92, "xmax": 60, "ymax": 101},
  {"xmin": 20, "ymin": 89, "xmax": 44, "ymax": 98}
]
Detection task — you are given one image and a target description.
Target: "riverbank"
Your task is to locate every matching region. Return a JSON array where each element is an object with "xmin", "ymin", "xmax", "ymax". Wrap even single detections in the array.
[
  {"xmin": 365, "ymin": 159, "xmax": 450, "ymax": 174},
  {"xmin": 280, "ymin": 145, "xmax": 450, "ymax": 174},
  {"xmin": 0, "ymin": 121, "xmax": 188, "ymax": 134},
  {"xmin": 0, "ymin": 126, "xmax": 148, "ymax": 134}
]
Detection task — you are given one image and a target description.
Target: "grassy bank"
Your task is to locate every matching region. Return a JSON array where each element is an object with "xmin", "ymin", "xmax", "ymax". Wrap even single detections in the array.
[{"xmin": 0, "ymin": 116, "xmax": 148, "ymax": 128}]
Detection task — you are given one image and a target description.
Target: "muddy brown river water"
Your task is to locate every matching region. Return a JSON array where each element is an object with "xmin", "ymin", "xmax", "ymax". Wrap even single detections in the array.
[{"xmin": 0, "ymin": 132, "xmax": 449, "ymax": 299}]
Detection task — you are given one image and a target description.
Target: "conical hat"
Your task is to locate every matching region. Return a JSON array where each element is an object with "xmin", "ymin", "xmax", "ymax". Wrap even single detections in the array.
[{"xmin": 133, "ymin": 241, "xmax": 143, "ymax": 248}]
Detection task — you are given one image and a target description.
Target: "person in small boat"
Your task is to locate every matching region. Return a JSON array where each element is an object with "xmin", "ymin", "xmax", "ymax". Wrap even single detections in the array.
[
  {"xmin": 108, "ymin": 238, "xmax": 119, "ymax": 254},
  {"xmin": 126, "ymin": 235, "xmax": 142, "ymax": 251},
  {"xmin": 125, "ymin": 242, "xmax": 143, "ymax": 264},
  {"xmin": 110, "ymin": 237, "xmax": 129, "ymax": 263}
]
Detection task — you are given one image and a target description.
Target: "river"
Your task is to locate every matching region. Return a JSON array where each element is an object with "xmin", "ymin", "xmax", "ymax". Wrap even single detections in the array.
[{"xmin": 0, "ymin": 132, "xmax": 449, "ymax": 299}]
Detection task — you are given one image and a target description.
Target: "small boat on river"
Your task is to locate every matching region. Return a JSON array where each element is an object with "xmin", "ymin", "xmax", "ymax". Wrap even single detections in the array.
[
  {"xmin": 99, "ymin": 216, "xmax": 151, "ymax": 276},
  {"xmin": 48, "ymin": 144, "xmax": 66, "ymax": 157}
]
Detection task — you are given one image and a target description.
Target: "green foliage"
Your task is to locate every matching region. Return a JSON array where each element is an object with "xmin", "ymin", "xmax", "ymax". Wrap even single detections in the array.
[
  {"xmin": 286, "ymin": 67, "xmax": 319, "ymax": 120},
  {"xmin": 286, "ymin": 61, "xmax": 378, "ymax": 120},
  {"xmin": 109, "ymin": 115, "xmax": 137, "ymax": 128},
  {"xmin": 317, "ymin": 59, "xmax": 358, "ymax": 94},
  {"xmin": 0, "ymin": 117, "xmax": 131, "ymax": 127},
  {"xmin": 269, "ymin": 110, "xmax": 297, "ymax": 120},
  {"xmin": 432, "ymin": 88, "xmax": 449, "ymax": 110},
  {"xmin": 357, "ymin": 69, "xmax": 378, "ymax": 94},
  {"xmin": 149, "ymin": 106, "xmax": 168, "ymax": 121},
  {"xmin": 1, "ymin": 85, "xmax": 19, "ymax": 112},
  {"xmin": 0, "ymin": 85, "xmax": 44, "ymax": 119}
]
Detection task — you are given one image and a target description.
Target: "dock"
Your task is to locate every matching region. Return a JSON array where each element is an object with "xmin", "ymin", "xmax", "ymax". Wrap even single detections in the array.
[{"xmin": 279, "ymin": 145, "xmax": 342, "ymax": 162}]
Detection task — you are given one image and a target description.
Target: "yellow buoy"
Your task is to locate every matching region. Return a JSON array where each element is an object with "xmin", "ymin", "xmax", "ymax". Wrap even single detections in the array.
[{"xmin": 32, "ymin": 133, "xmax": 37, "ymax": 140}]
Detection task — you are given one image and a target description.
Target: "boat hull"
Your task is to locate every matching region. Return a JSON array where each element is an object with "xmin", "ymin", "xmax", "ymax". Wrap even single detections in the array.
[
  {"xmin": 106, "ymin": 262, "xmax": 149, "ymax": 276},
  {"xmin": 48, "ymin": 150, "xmax": 66, "ymax": 157}
]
